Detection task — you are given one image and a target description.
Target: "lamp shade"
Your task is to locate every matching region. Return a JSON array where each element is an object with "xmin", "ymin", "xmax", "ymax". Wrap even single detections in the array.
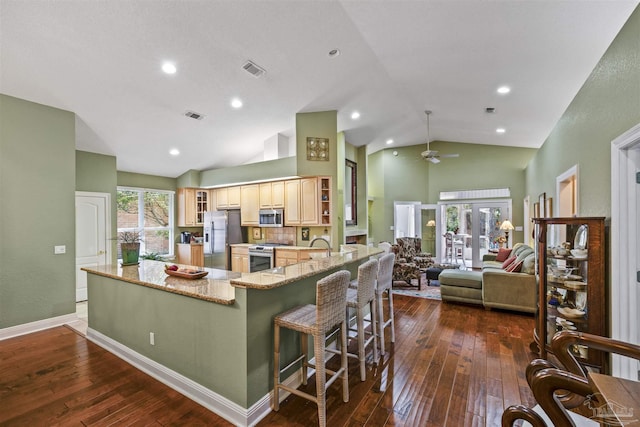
[
  {"xmin": 500, "ymin": 220, "xmax": 515, "ymax": 231},
  {"xmin": 426, "ymin": 220, "xmax": 436, "ymax": 227}
]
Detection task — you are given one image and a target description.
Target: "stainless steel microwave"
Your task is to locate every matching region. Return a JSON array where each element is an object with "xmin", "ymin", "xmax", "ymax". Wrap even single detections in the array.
[{"xmin": 258, "ymin": 209, "xmax": 284, "ymax": 227}]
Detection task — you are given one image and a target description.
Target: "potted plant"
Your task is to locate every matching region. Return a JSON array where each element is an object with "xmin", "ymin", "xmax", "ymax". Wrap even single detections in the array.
[{"xmin": 118, "ymin": 230, "xmax": 142, "ymax": 265}]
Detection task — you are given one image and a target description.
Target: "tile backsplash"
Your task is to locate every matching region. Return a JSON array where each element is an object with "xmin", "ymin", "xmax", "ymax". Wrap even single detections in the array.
[{"xmin": 265, "ymin": 227, "xmax": 296, "ymax": 245}]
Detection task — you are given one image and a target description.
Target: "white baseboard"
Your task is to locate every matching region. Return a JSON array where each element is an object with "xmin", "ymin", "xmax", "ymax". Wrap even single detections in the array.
[
  {"xmin": 0, "ymin": 313, "xmax": 78, "ymax": 341},
  {"xmin": 87, "ymin": 328, "xmax": 304, "ymax": 427}
]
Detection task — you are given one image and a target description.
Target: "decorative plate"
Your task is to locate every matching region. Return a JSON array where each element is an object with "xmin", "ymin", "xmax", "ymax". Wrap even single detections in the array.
[
  {"xmin": 558, "ymin": 306, "xmax": 585, "ymax": 319},
  {"xmin": 165, "ymin": 269, "xmax": 208, "ymax": 279}
]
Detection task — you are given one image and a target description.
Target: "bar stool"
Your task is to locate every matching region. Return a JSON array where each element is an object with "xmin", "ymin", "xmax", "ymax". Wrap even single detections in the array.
[
  {"xmin": 272, "ymin": 270, "xmax": 350, "ymax": 427},
  {"xmin": 375, "ymin": 253, "xmax": 396, "ymax": 355},
  {"xmin": 343, "ymin": 258, "xmax": 379, "ymax": 381}
]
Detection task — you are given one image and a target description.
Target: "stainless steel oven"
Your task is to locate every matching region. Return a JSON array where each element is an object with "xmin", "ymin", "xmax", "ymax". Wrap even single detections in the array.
[{"xmin": 248, "ymin": 245, "xmax": 275, "ymax": 272}]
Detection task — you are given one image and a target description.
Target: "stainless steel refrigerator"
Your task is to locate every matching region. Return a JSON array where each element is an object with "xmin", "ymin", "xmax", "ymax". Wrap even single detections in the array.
[{"xmin": 203, "ymin": 210, "xmax": 246, "ymax": 270}]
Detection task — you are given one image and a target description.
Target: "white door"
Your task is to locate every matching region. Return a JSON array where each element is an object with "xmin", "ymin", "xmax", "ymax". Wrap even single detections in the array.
[{"xmin": 75, "ymin": 192, "xmax": 110, "ymax": 302}]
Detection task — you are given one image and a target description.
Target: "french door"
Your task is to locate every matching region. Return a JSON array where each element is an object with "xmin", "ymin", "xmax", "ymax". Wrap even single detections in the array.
[{"xmin": 438, "ymin": 200, "xmax": 512, "ymax": 269}]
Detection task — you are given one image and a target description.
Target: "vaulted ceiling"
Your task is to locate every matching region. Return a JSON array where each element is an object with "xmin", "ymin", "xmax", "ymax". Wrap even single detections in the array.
[{"xmin": 1, "ymin": 1, "xmax": 637, "ymax": 177}]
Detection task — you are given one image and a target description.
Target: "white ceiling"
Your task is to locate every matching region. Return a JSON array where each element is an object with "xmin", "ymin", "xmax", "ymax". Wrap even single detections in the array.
[{"xmin": 1, "ymin": 1, "xmax": 637, "ymax": 178}]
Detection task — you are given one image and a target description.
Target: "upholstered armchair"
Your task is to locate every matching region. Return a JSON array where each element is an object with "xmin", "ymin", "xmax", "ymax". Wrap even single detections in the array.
[{"xmin": 390, "ymin": 237, "xmax": 434, "ymax": 290}]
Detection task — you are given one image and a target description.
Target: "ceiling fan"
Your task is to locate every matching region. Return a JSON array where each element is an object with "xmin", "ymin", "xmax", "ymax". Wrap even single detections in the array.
[{"xmin": 420, "ymin": 110, "xmax": 460, "ymax": 164}]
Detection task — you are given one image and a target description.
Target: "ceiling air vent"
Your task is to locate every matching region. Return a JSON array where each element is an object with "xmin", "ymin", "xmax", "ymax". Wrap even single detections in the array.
[
  {"xmin": 242, "ymin": 60, "xmax": 266, "ymax": 78},
  {"xmin": 184, "ymin": 111, "xmax": 205, "ymax": 120},
  {"xmin": 485, "ymin": 107, "xmax": 496, "ymax": 113}
]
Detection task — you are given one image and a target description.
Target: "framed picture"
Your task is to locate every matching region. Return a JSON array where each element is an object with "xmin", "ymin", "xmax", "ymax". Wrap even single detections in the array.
[
  {"xmin": 538, "ymin": 193, "xmax": 546, "ymax": 218},
  {"xmin": 545, "ymin": 197, "xmax": 553, "ymax": 217},
  {"xmin": 534, "ymin": 202, "xmax": 540, "ymax": 218},
  {"xmin": 301, "ymin": 227, "xmax": 310, "ymax": 241},
  {"xmin": 252, "ymin": 227, "xmax": 262, "ymax": 240}
]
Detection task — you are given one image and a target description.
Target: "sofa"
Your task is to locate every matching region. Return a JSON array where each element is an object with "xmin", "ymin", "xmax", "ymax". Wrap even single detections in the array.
[{"xmin": 439, "ymin": 243, "xmax": 537, "ymax": 313}]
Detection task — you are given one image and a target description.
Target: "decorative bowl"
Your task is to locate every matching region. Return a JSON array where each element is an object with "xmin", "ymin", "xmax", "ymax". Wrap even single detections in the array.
[{"xmin": 549, "ymin": 266, "xmax": 575, "ymax": 279}]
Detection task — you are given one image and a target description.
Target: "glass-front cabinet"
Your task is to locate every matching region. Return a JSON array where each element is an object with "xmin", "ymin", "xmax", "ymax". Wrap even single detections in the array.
[{"xmin": 532, "ymin": 217, "xmax": 607, "ymax": 372}]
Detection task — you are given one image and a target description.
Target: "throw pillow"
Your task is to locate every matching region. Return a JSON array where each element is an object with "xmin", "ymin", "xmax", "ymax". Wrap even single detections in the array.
[
  {"xmin": 495, "ymin": 248, "xmax": 513, "ymax": 262},
  {"xmin": 502, "ymin": 256, "xmax": 517, "ymax": 269},
  {"xmin": 506, "ymin": 259, "xmax": 524, "ymax": 273},
  {"xmin": 521, "ymin": 253, "xmax": 536, "ymax": 275}
]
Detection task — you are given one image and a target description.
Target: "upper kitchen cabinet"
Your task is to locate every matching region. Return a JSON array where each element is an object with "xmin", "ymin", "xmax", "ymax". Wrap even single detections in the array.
[
  {"xmin": 178, "ymin": 188, "xmax": 212, "ymax": 226},
  {"xmin": 216, "ymin": 186, "xmax": 240, "ymax": 209},
  {"xmin": 259, "ymin": 181, "xmax": 284, "ymax": 209},
  {"xmin": 177, "ymin": 188, "xmax": 196, "ymax": 226},
  {"xmin": 240, "ymin": 184, "xmax": 260, "ymax": 226},
  {"xmin": 284, "ymin": 177, "xmax": 329, "ymax": 226},
  {"xmin": 284, "ymin": 180, "xmax": 301, "ymax": 225},
  {"xmin": 300, "ymin": 177, "xmax": 319, "ymax": 225},
  {"xmin": 195, "ymin": 189, "xmax": 210, "ymax": 225}
]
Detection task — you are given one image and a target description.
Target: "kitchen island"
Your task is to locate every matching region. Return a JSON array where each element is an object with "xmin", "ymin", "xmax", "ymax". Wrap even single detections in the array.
[{"xmin": 82, "ymin": 244, "xmax": 381, "ymax": 426}]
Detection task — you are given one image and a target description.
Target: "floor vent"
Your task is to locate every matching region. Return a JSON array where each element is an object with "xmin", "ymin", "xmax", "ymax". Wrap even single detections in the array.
[
  {"xmin": 184, "ymin": 111, "xmax": 205, "ymax": 120},
  {"xmin": 242, "ymin": 60, "xmax": 266, "ymax": 78}
]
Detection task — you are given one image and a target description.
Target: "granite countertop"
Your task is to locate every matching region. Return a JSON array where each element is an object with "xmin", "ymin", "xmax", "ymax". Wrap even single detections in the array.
[
  {"xmin": 229, "ymin": 243, "xmax": 252, "ymax": 247},
  {"xmin": 82, "ymin": 261, "xmax": 240, "ymax": 305},
  {"xmin": 230, "ymin": 245, "xmax": 382, "ymax": 289},
  {"xmin": 82, "ymin": 245, "xmax": 383, "ymax": 301}
]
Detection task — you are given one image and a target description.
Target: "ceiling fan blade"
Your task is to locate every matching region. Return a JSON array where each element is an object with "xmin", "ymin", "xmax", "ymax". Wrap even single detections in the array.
[
  {"xmin": 428, "ymin": 157, "xmax": 440, "ymax": 164},
  {"xmin": 439, "ymin": 153, "xmax": 460, "ymax": 158}
]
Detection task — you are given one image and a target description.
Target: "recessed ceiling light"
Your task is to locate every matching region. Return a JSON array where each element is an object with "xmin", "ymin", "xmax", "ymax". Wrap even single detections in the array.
[
  {"xmin": 231, "ymin": 98, "xmax": 243, "ymax": 109},
  {"xmin": 162, "ymin": 62, "xmax": 177, "ymax": 74},
  {"xmin": 169, "ymin": 148, "xmax": 180, "ymax": 156},
  {"xmin": 329, "ymin": 49, "xmax": 340, "ymax": 58},
  {"xmin": 497, "ymin": 86, "xmax": 511, "ymax": 94},
  {"xmin": 351, "ymin": 111, "xmax": 360, "ymax": 120},
  {"xmin": 496, "ymin": 128, "xmax": 506, "ymax": 134},
  {"xmin": 386, "ymin": 139, "xmax": 394, "ymax": 145}
]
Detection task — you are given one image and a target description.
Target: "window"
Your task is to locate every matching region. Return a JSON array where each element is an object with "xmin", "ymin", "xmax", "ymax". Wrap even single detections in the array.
[{"xmin": 117, "ymin": 187, "xmax": 174, "ymax": 258}]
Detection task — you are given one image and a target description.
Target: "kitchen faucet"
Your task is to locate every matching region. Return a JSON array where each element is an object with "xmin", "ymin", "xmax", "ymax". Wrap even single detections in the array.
[{"xmin": 309, "ymin": 237, "xmax": 331, "ymax": 257}]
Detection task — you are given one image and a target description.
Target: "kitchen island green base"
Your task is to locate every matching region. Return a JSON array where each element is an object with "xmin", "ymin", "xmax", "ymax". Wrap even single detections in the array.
[{"xmin": 85, "ymin": 246, "xmax": 379, "ymax": 426}]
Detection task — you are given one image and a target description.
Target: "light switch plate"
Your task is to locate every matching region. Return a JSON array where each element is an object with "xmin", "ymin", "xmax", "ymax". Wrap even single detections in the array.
[{"xmin": 54, "ymin": 245, "xmax": 66, "ymax": 254}]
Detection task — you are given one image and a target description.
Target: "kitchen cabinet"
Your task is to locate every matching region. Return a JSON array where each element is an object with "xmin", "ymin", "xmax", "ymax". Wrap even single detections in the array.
[
  {"xmin": 532, "ymin": 217, "xmax": 607, "ymax": 372},
  {"xmin": 240, "ymin": 185, "xmax": 260, "ymax": 226},
  {"xmin": 319, "ymin": 177, "xmax": 331, "ymax": 226},
  {"xmin": 275, "ymin": 248, "xmax": 327, "ymax": 267},
  {"xmin": 177, "ymin": 188, "xmax": 196, "ymax": 226},
  {"xmin": 300, "ymin": 178, "xmax": 319, "ymax": 225},
  {"xmin": 283, "ymin": 177, "xmax": 329, "ymax": 226},
  {"xmin": 216, "ymin": 186, "xmax": 241, "ymax": 209},
  {"xmin": 231, "ymin": 246, "xmax": 249, "ymax": 273},
  {"xmin": 176, "ymin": 243, "xmax": 204, "ymax": 267},
  {"xmin": 284, "ymin": 180, "xmax": 301, "ymax": 225},
  {"xmin": 178, "ymin": 188, "xmax": 212, "ymax": 226},
  {"xmin": 195, "ymin": 189, "xmax": 210, "ymax": 225},
  {"xmin": 259, "ymin": 181, "xmax": 284, "ymax": 209}
]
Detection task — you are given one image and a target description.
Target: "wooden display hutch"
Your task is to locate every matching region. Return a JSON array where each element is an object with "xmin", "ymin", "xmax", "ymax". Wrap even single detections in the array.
[{"xmin": 532, "ymin": 217, "xmax": 607, "ymax": 372}]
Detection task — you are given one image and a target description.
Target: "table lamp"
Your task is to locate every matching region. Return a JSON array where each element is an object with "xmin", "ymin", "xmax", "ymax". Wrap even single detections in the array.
[{"xmin": 500, "ymin": 220, "xmax": 515, "ymax": 246}]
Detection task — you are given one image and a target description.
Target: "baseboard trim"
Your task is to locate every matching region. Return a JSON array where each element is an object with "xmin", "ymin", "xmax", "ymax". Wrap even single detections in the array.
[
  {"xmin": 86, "ymin": 328, "xmax": 303, "ymax": 426},
  {"xmin": 0, "ymin": 313, "xmax": 78, "ymax": 341}
]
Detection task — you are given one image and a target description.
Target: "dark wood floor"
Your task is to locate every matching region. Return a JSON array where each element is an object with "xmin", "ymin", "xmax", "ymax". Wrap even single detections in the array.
[{"xmin": 0, "ymin": 296, "xmax": 537, "ymax": 426}]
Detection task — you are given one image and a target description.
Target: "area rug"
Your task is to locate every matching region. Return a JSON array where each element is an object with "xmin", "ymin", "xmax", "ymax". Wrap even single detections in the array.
[{"xmin": 392, "ymin": 280, "xmax": 441, "ymax": 300}]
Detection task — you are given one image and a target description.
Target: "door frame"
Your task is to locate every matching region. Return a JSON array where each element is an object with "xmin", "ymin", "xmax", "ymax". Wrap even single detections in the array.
[
  {"xmin": 556, "ymin": 164, "xmax": 579, "ymax": 217},
  {"xmin": 75, "ymin": 191, "xmax": 112, "ymax": 301},
  {"xmin": 611, "ymin": 122, "xmax": 640, "ymax": 380},
  {"xmin": 438, "ymin": 199, "xmax": 512, "ymax": 268}
]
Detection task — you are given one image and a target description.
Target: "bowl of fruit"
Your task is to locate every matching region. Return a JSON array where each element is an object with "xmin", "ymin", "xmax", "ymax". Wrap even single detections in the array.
[{"xmin": 164, "ymin": 264, "xmax": 208, "ymax": 279}]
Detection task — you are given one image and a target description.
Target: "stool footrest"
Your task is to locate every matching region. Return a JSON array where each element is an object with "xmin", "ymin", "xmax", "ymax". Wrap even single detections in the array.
[{"xmin": 278, "ymin": 354, "xmax": 307, "ymax": 375}]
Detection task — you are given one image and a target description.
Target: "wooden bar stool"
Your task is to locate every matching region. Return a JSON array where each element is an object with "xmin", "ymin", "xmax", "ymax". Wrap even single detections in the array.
[
  {"xmin": 341, "ymin": 258, "xmax": 379, "ymax": 381},
  {"xmin": 272, "ymin": 270, "xmax": 350, "ymax": 427},
  {"xmin": 375, "ymin": 253, "xmax": 395, "ymax": 355}
]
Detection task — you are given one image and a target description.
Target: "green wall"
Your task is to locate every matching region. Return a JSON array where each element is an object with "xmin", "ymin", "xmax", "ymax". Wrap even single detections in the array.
[
  {"xmin": 199, "ymin": 157, "xmax": 297, "ymax": 188},
  {"xmin": 76, "ymin": 150, "xmax": 118, "ymax": 263},
  {"xmin": 525, "ymin": 5, "xmax": 640, "ymax": 217},
  {"xmin": 368, "ymin": 142, "xmax": 536, "ymax": 244},
  {"xmin": 0, "ymin": 95, "xmax": 76, "ymax": 328}
]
